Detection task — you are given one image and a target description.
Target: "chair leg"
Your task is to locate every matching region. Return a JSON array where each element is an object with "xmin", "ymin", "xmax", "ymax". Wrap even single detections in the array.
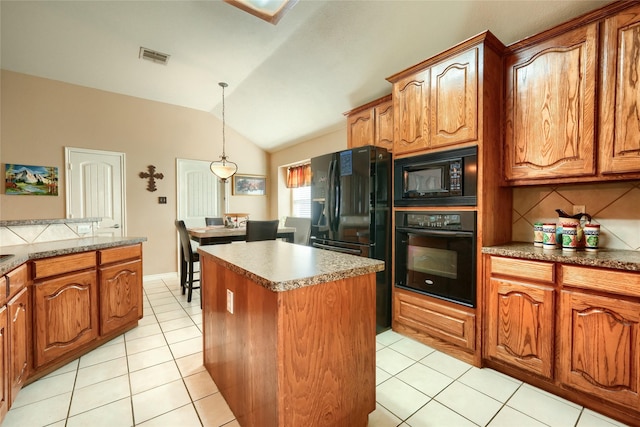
[
  {"xmin": 187, "ymin": 262, "xmax": 194, "ymax": 303},
  {"xmin": 179, "ymin": 249, "xmax": 187, "ymax": 295}
]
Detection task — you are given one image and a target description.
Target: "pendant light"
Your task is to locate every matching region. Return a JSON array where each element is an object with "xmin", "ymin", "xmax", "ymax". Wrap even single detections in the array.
[{"xmin": 210, "ymin": 82, "xmax": 238, "ymax": 182}]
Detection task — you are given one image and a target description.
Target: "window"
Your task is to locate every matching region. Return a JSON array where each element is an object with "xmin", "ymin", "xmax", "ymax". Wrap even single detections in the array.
[{"xmin": 292, "ymin": 186, "xmax": 311, "ymax": 218}]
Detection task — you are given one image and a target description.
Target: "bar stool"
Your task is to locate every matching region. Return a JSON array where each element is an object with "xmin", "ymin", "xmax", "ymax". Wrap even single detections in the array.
[{"xmin": 175, "ymin": 220, "xmax": 200, "ymax": 303}]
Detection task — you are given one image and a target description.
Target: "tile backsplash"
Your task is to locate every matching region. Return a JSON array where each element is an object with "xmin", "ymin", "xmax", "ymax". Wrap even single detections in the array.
[
  {"xmin": 0, "ymin": 219, "xmax": 99, "ymax": 246},
  {"xmin": 512, "ymin": 181, "xmax": 640, "ymax": 251}
]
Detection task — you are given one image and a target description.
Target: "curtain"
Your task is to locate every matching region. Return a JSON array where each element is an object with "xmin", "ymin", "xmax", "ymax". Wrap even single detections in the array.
[{"xmin": 286, "ymin": 163, "xmax": 311, "ymax": 188}]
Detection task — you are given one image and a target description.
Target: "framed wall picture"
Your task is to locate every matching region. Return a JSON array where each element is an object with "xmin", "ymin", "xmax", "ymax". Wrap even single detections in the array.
[
  {"xmin": 5, "ymin": 164, "xmax": 59, "ymax": 195},
  {"xmin": 232, "ymin": 174, "xmax": 266, "ymax": 196}
]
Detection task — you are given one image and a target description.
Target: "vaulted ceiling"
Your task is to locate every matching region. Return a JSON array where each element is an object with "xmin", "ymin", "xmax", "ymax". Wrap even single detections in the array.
[{"xmin": 1, "ymin": 0, "xmax": 612, "ymax": 153}]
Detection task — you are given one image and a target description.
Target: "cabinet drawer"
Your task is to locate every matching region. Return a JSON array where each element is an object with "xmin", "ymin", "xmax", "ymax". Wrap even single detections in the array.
[
  {"xmin": 6, "ymin": 264, "xmax": 28, "ymax": 300},
  {"xmin": 32, "ymin": 252, "xmax": 96, "ymax": 280},
  {"xmin": 562, "ymin": 265, "xmax": 640, "ymax": 298},
  {"xmin": 99, "ymin": 244, "xmax": 141, "ymax": 265},
  {"xmin": 490, "ymin": 256, "xmax": 555, "ymax": 284},
  {"xmin": 395, "ymin": 291, "xmax": 475, "ymax": 351}
]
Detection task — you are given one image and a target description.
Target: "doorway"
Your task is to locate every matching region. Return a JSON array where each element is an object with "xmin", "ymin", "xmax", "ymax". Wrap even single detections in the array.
[
  {"xmin": 65, "ymin": 147, "xmax": 126, "ymax": 237},
  {"xmin": 176, "ymin": 158, "xmax": 225, "ymax": 227}
]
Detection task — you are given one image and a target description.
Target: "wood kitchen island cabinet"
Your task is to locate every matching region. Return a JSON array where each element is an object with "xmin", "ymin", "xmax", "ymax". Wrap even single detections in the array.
[{"xmin": 199, "ymin": 241, "xmax": 384, "ymax": 427}]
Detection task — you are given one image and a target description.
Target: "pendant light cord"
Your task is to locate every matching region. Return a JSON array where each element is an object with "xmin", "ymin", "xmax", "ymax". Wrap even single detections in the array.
[{"xmin": 219, "ymin": 81, "xmax": 228, "ymax": 160}]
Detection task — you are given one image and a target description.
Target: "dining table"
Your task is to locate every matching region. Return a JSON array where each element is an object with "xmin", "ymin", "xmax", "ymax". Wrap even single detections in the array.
[{"xmin": 188, "ymin": 225, "xmax": 296, "ymax": 245}]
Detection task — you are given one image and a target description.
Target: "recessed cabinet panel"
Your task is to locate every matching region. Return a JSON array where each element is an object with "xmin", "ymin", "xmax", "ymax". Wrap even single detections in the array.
[
  {"xmin": 559, "ymin": 289, "xmax": 640, "ymax": 410},
  {"xmin": 505, "ymin": 24, "xmax": 597, "ymax": 181},
  {"xmin": 99, "ymin": 259, "xmax": 142, "ymax": 335},
  {"xmin": 487, "ymin": 277, "xmax": 554, "ymax": 379},
  {"xmin": 347, "ymin": 109, "xmax": 374, "ymax": 149},
  {"xmin": 430, "ymin": 48, "xmax": 478, "ymax": 148},
  {"xmin": 8, "ymin": 287, "xmax": 29, "ymax": 405},
  {"xmin": 375, "ymin": 99, "xmax": 394, "ymax": 151},
  {"xmin": 34, "ymin": 270, "xmax": 98, "ymax": 367},
  {"xmin": 0, "ymin": 306, "xmax": 7, "ymax": 420},
  {"xmin": 599, "ymin": 3, "xmax": 640, "ymax": 174},
  {"xmin": 393, "ymin": 70, "xmax": 430, "ymax": 154}
]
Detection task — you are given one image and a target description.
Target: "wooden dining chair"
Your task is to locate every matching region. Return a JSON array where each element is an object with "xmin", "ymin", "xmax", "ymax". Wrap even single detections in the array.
[
  {"xmin": 245, "ymin": 220, "xmax": 279, "ymax": 242},
  {"xmin": 205, "ymin": 217, "xmax": 224, "ymax": 226},
  {"xmin": 175, "ymin": 220, "xmax": 200, "ymax": 303}
]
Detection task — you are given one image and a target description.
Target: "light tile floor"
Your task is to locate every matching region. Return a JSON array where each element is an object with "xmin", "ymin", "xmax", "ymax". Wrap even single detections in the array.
[{"xmin": 3, "ymin": 276, "xmax": 630, "ymax": 427}]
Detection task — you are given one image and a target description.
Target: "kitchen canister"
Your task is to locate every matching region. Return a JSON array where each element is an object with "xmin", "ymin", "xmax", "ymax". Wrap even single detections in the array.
[
  {"xmin": 584, "ymin": 223, "xmax": 600, "ymax": 251},
  {"xmin": 542, "ymin": 223, "xmax": 557, "ymax": 249},
  {"xmin": 533, "ymin": 222, "xmax": 544, "ymax": 247},
  {"xmin": 562, "ymin": 224, "xmax": 578, "ymax": 251}
]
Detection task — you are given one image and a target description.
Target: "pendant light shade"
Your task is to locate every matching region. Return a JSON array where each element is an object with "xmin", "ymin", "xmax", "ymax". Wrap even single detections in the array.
[{"xmin": 210, "ymin": 82, "xmax": 238, "ymax": 182}]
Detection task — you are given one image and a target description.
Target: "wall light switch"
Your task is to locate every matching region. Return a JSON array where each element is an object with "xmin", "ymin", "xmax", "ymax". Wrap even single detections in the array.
[
  {"xmin": 158, "ymin": 196, "xmax": 167, "ymax": 204},
  {"xmin": 227, "ymin": 289, "xmax": 234, "ymax": 314}
]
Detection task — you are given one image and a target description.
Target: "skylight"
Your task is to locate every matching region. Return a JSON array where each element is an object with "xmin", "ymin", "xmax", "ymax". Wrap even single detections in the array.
[{"xmin": 224, "ymin": 0, "xmax": 299, "ymax": 24}]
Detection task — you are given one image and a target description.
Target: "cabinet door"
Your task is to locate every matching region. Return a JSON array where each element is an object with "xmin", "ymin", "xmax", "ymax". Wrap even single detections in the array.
[
  {"xmin": 347, "ymin": 108, "xmax": 374, "ymax": 149},
  {"xmin": 34, "ymin": 271, "xmax": 98, "ymax": 368},
  {"xmin": 487, "ymin": 277, "xmax": 555, "ymax": 379},
  {"xmin": 559, "ymin": 290, "xmax": 640, "ymax": 410},
  {"xmin": 393, "ymin": 69, "xmax": 430, "ymax": 154},
  {"xmin": 99, "ymin": 259, "xmax": 142, "ymax": 335},
  {"xmin": 0, "ymin": 306, "xmax": 8, "ymax": 420},
  {"xmin": 430, "ymin": 48, "xmax": 478, "ymax": 148},
  {"xmin": 504, "ymin": 24, "xmax": 597, "ymax": 181},
  {"xmin": 374, "ymin": 99, "xmax": 394, "ymax": 151},
  {"xmin": 7, "ymin": 287, "xmax": 29, "ymax": 405},
  {"xmin": 599, "ymin": 3, "xmax": 640, "ymax": 174}
]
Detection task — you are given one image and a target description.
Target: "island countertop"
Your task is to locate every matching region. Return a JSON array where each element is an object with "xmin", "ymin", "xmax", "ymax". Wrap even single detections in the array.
[
  {"xmin": 198, "ymin": 240, "xmax": 385, "ymax": 292},
  {"xmin": 482, "ymin": 242, "xmax": 640, "ymax": 271},
  {"xmin": 0, "ymin": 236, "xmax": 147, "ymax": 275}
]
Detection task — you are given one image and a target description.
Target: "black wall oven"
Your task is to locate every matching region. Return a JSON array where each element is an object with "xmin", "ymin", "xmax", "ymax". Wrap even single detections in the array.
[{"xmin": 395, "ymin": 211, "xmax": 476, "ymax": 307}]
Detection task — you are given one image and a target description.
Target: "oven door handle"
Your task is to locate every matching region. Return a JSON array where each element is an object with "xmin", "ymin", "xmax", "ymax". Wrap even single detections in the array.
[
  {"xmin": 313, "ymin": 242, "xmax": 362, "ymax": 255},
  {"xmin": 396, "ymin": 227, "xmax": 474, "ymax": 238}
]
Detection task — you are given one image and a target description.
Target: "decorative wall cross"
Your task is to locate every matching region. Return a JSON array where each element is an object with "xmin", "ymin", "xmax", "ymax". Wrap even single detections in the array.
[{"xmin": 139, "ymin": 165, "xmax": 164, "ymax": 192}]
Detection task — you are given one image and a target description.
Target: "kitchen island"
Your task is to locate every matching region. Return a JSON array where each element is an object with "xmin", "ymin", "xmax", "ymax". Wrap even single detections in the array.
[{"xmin": 198, "ymin": 240, "xmax": 384, "ymax": 427}]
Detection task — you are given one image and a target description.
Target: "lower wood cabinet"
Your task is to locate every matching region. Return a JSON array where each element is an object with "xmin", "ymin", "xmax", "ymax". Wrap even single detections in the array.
[
  {"xmin": 33, "ymin": 270, "xmax": 99, "ymax": 368},
  {"xmin": 99, "ymin": 259, "xmax": 142, "ymax": 335},
  {"xmin": 8, "ymin": 287, "xmax": 29, "ymax": 406},
  {"xmin": 484, "ymin": 254, "xmax": 640, "ymax": 425},
  {"xmin": 0, "ymin": 306, "xmax": 8, "ymax": 421},
  {"xmin": 487, "ymin": 277, "xmax": 555, "ymax": 379},
  {"xmin": 485, "ymin": 256, "xmax": 555, "ymax": 379},
  {"xmin": 559, "ymin": 288, "xmax": 640, "ymax": 410},
  {"xmin": 394, "ymin": 289, "xmax": 476, "ymax": 364}
]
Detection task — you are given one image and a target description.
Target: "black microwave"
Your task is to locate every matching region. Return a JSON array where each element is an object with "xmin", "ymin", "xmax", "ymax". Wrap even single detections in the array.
[{"xmin": 394, "ymin": 146, "xmax": 477, "ymax": 206}]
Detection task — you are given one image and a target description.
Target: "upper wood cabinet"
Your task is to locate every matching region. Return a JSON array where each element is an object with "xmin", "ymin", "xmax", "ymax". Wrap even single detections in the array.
[
  {"xmin": 599, "ymin": 3, "xmax": 640, "ymax": 174},
  {"xmin": 388, "ymin": 33, "xmax": 501, "ymax": 156},
  {"xmin": 345, "ymin": 94, "xmax": 393, "ymax": 151},
  {"xmin": 392, "ymin": 70, "xmax": 430, "ymax": 154},
  {"xmin": 504, "ymin": 23, "xmax": 598, "ymax": 182},
  {"xmin": 430, "ymin": 48, "xmax": 478, "ymax": 149}
]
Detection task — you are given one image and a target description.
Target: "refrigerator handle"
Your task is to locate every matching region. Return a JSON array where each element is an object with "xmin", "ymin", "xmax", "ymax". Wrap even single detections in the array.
[{"xmin": 327, "ymin": 159, "xmax": 336, "ymax": 231}]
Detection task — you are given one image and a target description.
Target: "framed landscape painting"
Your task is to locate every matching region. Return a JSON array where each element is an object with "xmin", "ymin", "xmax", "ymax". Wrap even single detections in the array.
[
  {"xmin": 5, "ymin": 164, "xmax": 59, "ymax": 195},
  {"xmin": 232, "ymin": 174, "xmax": 266, "ymax": 196}
]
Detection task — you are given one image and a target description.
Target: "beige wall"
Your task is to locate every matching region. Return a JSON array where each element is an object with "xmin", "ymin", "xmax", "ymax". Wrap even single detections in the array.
[
  {"xmin": 268, "ymin": 128, "xmax": 346, "ymax": 220},
  {"xmin": 1, "ymin": 70, "xmax": 268, "ymax": 275}
]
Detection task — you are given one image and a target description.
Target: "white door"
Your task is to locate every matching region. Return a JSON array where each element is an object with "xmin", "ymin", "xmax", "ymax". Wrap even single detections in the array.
[
  {"xmin": 176, "ymin": 158, "xmax": 225, "ymax": 228},
  {"xmin": 65, "ymin": 147, "xmax": 125, "ymax": 237}
]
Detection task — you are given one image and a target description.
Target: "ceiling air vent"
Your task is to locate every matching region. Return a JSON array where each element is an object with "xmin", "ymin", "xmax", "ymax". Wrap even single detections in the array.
[{"xmin": 139, "ymin": 47, "xmax": 170, "ymax": 65}]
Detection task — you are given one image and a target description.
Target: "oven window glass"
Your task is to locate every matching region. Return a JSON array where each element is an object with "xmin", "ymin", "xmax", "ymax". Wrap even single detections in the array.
[
  {"xmin": 405, "ymin": 168, "xmax": 444, "ymax": 193},
  {"xmin": 408, "ymin": 246, "xmax": 457, "ymax": 279}
]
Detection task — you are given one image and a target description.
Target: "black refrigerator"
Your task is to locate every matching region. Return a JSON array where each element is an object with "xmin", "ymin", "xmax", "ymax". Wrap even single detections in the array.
[{"xmin": 310, "ymin": 145, "xmax": 391, "ymax": 332}]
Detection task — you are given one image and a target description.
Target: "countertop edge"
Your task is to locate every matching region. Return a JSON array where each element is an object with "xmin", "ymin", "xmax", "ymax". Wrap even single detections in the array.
[
  {"xmin": 199, "ymin": 241, "xmax": 385, "ymax": 292},
  {"xmin": 0, "ymin": 237, "xmax": 147, "ymax": 275},
  {"xmin": 482, "ymin": 242, "xmax": 640, "ymax": 271}
]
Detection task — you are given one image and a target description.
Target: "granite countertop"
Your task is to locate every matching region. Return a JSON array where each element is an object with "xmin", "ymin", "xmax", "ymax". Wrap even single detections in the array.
[
  {"xmin": 0, "ymin": 218, "xmax": 102, "ymax": 227},
  {"xmin": 0, "ymin": 236, "xmax": 147, "ymax": 275},
  {"xmin": 198, "ymin": 240, "xmax": 385, "ymax": 292},
  {"xmin": 483, "ymin": 242, "xmax": 640, "ymax": 272}
]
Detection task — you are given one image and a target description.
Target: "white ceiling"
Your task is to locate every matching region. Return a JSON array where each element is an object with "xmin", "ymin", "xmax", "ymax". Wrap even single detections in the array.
[{"xmin": 1, "ymin": 0, "xmax": 612, "ymax": 153}]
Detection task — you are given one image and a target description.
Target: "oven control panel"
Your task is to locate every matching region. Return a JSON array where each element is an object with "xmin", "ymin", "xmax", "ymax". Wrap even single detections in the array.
[{"xmin": 397, "ymin": 211, "xmax": 476, "ymax": 232}]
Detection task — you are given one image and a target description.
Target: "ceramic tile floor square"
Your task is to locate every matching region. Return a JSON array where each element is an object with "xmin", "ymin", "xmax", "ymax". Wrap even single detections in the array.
[{"xmin": 3, "ymin": 277, "xmax": 631, "ymax": 426}]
